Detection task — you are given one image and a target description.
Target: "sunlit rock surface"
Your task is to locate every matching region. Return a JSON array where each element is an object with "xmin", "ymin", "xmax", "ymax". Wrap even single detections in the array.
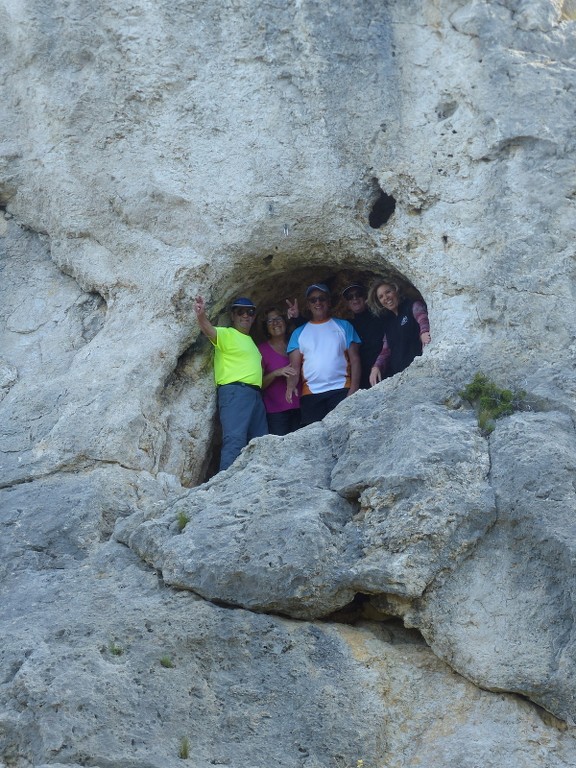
[{"xmin": 118, "ymin": 376, "xmax": 576, "ymax": 722}]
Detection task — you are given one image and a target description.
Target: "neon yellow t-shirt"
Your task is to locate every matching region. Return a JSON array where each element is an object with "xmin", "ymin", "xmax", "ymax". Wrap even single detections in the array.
[{"xmin": 211, "ymin": 327, "xmax": 263, "ymax": 387}]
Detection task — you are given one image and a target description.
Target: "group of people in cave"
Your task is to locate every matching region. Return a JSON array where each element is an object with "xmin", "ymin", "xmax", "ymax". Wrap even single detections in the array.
[{"xmin": 194, "ymin": 278, "xmax": 431, "ymax": 472}]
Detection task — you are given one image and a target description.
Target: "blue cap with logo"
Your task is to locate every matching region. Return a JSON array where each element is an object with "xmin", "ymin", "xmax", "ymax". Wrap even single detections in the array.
[
  {"xmin": 305, "ymin": 283, "xmax": 330, "ymax": 298},
  {"xmin": 230, "ymin": 297, "xmax": 256, "ymax": 309}
]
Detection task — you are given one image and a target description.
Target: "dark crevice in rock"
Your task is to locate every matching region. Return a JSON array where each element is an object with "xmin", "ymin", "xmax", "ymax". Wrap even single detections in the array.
[
  {"xmin": 531, "ymin": 701, "xmax": 572, "ymax": 730},
  {"xmin": 201, "ymin": 415, "xmax": 223, "ymax": 482},
  {"xmin": 163, "ymin": 337, "xmax": 208, "ymax": 394},
  {"xmin": 0, "ymin": 457, "xmax": 140, "ymax": 491},
  {"xmin": 459, "ymin": 675, "xmax": 572, "ymax": 730},
  {"xmin": 71, "ymin": 291, "xmax": 107, "ymax": 344},
  {"xmin": 322, "ymin": 593, "xmax": 375, "ymax": 624},
  {"xmin": 341, "ymin": 493, "xmax": 361, "ymax": 517},
  {"xmin": 19, "ymin": 220, "xmax": 49, "ymax": 236},
  {"xmin": 368, "ymin": 184, "xmax": 396, "ymax": 228},
  {"xmin": 0, "ymin": 471, "xmax": 64, "ymax": 491},
  {"xmin": 0, "ymin": 184, "xmax": 16, "ymax": 209},
  {"xmin": 323, "ymin": 597, "xmax": 425, "ymax": 642}
]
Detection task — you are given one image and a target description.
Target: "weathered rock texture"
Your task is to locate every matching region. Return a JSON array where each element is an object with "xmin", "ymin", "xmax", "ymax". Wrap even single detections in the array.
[{"xmin": 1, "ymin": 0, "xmax": 576, "ymax": 765}]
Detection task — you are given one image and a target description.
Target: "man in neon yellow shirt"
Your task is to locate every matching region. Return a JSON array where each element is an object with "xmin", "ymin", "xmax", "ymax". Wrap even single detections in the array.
[{"xmin": 194, "ymin": 295, "xmax": 268, "ymax": 471}]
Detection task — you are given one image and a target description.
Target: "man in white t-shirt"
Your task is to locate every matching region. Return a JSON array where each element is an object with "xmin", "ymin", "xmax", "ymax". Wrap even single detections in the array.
[{"xmin": 286, "ymin": 283, "xmax": 361, "ymax": 425}]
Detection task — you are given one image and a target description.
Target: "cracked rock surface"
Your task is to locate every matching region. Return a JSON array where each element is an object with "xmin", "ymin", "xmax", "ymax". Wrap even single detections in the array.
[
  {"xmin": 117, "ymin": 375, "xmax": 576, "ymax": 724},
  {"xmin": 117, "ymin": 375, "xmax": 494, "ymax": 617}
]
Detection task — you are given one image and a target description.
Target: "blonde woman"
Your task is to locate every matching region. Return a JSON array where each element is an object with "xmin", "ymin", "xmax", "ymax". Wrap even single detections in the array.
[{"xmin": 367, "ymin": 280, "xmax": 431, "ymax": 386}]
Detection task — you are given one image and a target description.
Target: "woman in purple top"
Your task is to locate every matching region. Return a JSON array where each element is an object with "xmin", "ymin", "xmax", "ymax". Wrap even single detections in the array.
[{"xmin": 258, "ymin": 307, "xmax": 301, "ymax": 435}]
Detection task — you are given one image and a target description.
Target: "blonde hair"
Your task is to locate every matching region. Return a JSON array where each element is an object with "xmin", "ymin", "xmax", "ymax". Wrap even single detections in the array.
[{"xmin": 367, "ymin": 279, "xmax": 402, "ymax": 316}]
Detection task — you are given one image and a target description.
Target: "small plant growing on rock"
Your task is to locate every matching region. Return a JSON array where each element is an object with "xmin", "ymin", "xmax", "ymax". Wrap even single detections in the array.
[
  {"xmin": 179, "ymin": 736, "xmax": 190, "ymax": 759},
  {"xmin": 460, "ymin": 373, "xmax": 526, "ymax": 434},
  {"xmin": 108, "ymin": 640, "xmax": 124, "ymax": 656},
  {"xmin": 160, "ymin": 655, "xmax": 175, "ymax": 668},
  {"xmin": 176, "ymin": 509, "xmax": 190, "ymax": 532}
]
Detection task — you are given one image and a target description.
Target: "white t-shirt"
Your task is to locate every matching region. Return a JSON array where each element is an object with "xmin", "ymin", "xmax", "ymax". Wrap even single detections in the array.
[{"xmin": 287, "ymin": 318, "xmax": 360, "ymax": 395}]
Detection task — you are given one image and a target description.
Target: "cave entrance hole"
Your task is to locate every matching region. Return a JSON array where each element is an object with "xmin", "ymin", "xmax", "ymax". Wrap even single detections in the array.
[{"xmin": 196, "ymin": 262, "xmax": 426, "ymax": 483}]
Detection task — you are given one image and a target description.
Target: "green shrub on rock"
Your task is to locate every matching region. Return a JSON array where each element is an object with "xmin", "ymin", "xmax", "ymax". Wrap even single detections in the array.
[
  {"xmin": 460, "ymin": 373, "xmax": 526, "ymax": 434},
  {"xmin": 176, "ymin": 509, "xmax": 190, "ymax": 532}
]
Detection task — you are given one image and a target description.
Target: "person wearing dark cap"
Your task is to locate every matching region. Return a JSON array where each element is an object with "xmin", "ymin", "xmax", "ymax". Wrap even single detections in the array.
[
  {"xmin": 194, "ymin": 295, "xmax": 268, "ymax": 471},
  {"xmin": 286, "ymin": 283, "xmax": 361, "ymax": 426},
  {"xmin": 342, "ymin": 282, "xmax": 387, "ymax": 390}
]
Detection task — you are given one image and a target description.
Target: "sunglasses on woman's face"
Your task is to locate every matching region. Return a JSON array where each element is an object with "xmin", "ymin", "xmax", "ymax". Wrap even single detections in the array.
[
  {"xmin": 345, "ymin": 291, "xmax": 364, "ymax": 301},
  {"xmin": 266, "ymin": 316, "xmax": 284, "ymax": 325},
  {"xmin": 308, "ymin": 295, "xmax": 328, "ymax": 304},
  {"xmin": 234, "ymin": 307, "xmax": 256, "ymax": 317}
]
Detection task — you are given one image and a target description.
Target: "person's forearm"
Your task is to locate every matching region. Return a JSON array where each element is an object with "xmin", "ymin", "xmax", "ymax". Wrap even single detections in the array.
[
  {"xmin": 347, "ymin": 344, "xmax": 361, "ymax": 395},
  {"xmin": 285, "ymin": 371, "xmax": 299, "ymax": 401},
  {"xmin": 349, "ymin": 367, "xmax": 360, "ymax": 393},
  {"xmin": 286, "ymin": 351, "xmax": 302, "ymax": 401},
  {"xmin": 197, "ymin": 312, "xmax": 217, "ymax": 340},
  {"xmin": 373, "ymin": 337, "xmax": 390, "ymax": 374},
  {"xmin": 193, "ymin": 296, "xmax": 217, "ymax": 341},
  {"xmin": 412, "ymin": 301, "xmax": 430, "ymax": 336}
]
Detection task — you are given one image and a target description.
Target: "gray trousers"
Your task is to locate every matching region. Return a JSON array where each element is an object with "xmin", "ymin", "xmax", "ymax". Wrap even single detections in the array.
[{"xmin": 217, "ymin": 384, "xmax": 268, "ymax": 471}]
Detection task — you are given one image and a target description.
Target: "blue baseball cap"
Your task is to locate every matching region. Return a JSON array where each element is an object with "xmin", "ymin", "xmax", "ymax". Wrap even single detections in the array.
[
  {"xmin": 230, "ymin": 297, "xmax": 256, "ymax": 309},
  {"xmin": 305, "ymin": 283, "xmax": 330, "ymax": 298}
]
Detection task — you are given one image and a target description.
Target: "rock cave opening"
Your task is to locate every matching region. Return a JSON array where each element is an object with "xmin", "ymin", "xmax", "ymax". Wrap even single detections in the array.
[{"xmin": 188, "ymin": 262, "xmax": 427, "ymax": 483}]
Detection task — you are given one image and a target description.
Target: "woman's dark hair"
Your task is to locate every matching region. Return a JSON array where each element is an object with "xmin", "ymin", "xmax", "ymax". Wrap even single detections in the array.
[{"xmin": 261, "ymin": 306, "xmax": 286, "ymax": 338}]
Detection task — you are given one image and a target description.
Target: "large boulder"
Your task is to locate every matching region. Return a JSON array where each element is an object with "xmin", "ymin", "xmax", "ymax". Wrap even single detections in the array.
[{"xmin": 118, "ymin": 373, "xmax": 576, "ymax": 722}]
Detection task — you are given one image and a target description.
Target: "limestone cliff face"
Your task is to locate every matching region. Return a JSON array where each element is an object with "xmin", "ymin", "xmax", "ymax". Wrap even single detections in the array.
[{"xmin": 1, "ymin": 0, "xmax": 576, "ymax": 766}]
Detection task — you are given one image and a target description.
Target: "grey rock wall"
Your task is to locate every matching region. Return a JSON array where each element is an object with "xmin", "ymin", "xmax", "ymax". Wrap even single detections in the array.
[
  {"xmin": 117, "ymin": 375, "xmax": 576, "ymax": 724},
  {"xmin": 1, "ymin": 0, "xmax": 576, "ymax": 765}
]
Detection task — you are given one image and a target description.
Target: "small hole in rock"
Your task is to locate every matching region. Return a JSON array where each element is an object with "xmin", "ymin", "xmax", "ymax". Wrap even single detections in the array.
[
  {"xmin": 436, "ymin": 100, "xmax": 458, "ymax": 120},
  {"xmin": 368, "ymin": 189, "xmax": 396, "ymax": 228}
]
